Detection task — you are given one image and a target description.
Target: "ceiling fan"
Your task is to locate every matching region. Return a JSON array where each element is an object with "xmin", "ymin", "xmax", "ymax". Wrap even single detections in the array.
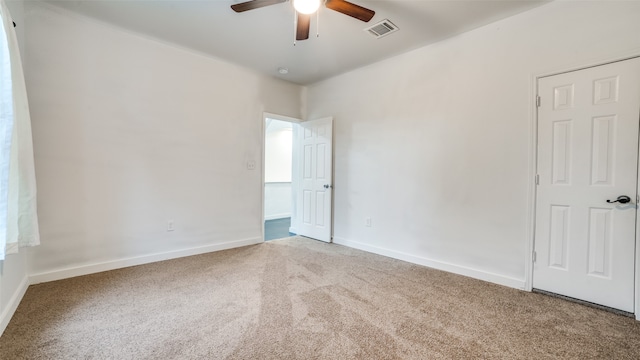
[{"xmin": 231, "ymin": 0, "xmax": 375, "ymax": 41}]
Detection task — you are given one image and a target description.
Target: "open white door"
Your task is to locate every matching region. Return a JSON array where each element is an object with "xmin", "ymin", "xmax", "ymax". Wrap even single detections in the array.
[
  {"xmin": 297, "ymin": 117, "xmax": 333, "ymax": 242},
  {"xmin": 534, "ymin": 58, "xmax": 640, "ymax": 312}
]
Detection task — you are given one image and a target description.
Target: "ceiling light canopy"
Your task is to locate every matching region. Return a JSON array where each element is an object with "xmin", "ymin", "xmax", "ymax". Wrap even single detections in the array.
[{"xmin": 293, "ymin": 0, "xmax": 321, "ymax": 15}]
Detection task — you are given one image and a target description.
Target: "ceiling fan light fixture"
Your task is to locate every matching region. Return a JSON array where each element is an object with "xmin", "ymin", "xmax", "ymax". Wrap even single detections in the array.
[{"xmin": 293, "ymin": 0, "xmax": 321, "ymax": 14}]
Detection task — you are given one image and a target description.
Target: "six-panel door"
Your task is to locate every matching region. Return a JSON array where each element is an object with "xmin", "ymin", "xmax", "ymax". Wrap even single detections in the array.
[
  {"xmin": 297, "ymin": 117, "xmax": 333, "ymax": 242},
  {"xmin": 534, "ymin": 58, "xmax": 640, "ymax": 312}
]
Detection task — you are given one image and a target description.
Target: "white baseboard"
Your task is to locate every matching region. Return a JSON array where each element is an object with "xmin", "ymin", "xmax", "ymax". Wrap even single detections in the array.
[
  {"xmin": 0, "ymin": 275, "xmax": 29, "ymax": 337},
  {"xmin": 289, "ymin": 227, "xmax": 297, "ymax": 235},
  {"xmin": 265, "ymin": 214, "xmax": 291, "ymax": 221},
  {"xmin": 333, "ymin": 237, "xmax": 526, "ymax": 290},
  {"xmin": 29, "ymin": 237, "xmax": 262, "ymax": 284}
]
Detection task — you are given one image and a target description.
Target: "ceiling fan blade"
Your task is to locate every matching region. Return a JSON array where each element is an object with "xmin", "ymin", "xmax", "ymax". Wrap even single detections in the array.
[
  {"xmin": 296, "ymin": 13, "xmax": 310, "ymax": 41},
  {"xmin": 231, "ymin": 0, "xmax": 287, "ymax": 13},
  {"xmin": 325, "ymin": 0, "xmax": 375, "ymax": 22}
]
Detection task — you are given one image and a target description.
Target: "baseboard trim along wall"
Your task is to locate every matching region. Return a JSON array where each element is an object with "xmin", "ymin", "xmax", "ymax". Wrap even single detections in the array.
[
  {"xmin": 333, "ymin": 237, "xmax": 526, "ymax": 290},
  {"xmin": 29, "ymin": 237, "xmax": 262, "ymax": 284},
  {"xmin": 0, "ymin": 275, "xmax": 29, "ymax": 337}
]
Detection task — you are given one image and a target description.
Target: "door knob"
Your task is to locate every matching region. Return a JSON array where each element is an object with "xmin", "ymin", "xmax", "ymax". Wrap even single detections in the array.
[
  {"xmin": 606, "ymin": 195, "xmax": 631, "ymax": 204},
  {"xmin": 323, "ymin": 184, "xmax": 333, "ymax": 189}
]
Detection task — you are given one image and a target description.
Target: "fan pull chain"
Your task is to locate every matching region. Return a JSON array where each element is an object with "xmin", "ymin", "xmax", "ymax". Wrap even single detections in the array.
[
  {"xmin": 316, "ymin": 7, "xmax": 320, "ymax": 37},
  {"xmin": 293, "ymin": 10, "xmax": 297, "ymax": 46}
]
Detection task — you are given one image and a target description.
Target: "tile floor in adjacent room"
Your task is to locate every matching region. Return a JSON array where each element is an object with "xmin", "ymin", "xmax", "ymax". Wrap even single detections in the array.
[{"xmin": 264, "ymin": 217, "xmax": 295, "ymax": 241}]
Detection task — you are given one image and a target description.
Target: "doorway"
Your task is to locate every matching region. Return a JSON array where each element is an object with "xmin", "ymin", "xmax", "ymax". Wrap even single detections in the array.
[
  {"xmin": 533, "ymin": 57, "xmax": 640, "ymax": 313},
  {"xmin": 264, "ymin": 116, "xmax": 297, "ymax": 241}
]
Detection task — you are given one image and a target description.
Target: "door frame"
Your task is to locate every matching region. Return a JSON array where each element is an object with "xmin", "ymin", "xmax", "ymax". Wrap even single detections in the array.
[
  {"xmin": 261, "ymin": 112, "xmax": 301, "ymax": 242},
  {"xmin": 525, "ymin": 53, "xmax": 640, "ymax": 320}
]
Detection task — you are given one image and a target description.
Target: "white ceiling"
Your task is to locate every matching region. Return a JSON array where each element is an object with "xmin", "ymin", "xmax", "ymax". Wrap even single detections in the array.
[{"xmin": 42, "ymin": 0, "xmax": 549, "ymax": 85}]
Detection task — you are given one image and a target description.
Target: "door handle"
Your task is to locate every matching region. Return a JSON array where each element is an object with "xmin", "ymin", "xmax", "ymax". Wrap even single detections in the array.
[
  {"xmin": 606, "ymin": 195, "xmax": 631, "ymax": 204},
  {"xmin": 323, "ymin": 184, "xmax": 333, "ymax": 189}
]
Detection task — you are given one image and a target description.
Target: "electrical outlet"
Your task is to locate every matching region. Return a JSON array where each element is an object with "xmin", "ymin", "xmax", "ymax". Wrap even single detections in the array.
[
  {"xmin": 167, "ymin": 220, "xmax": 175, "ymax": 232},
  {"xmin": 247, "ymin": 161, "xmax": 256, "ymax": 170},
  {"xmin": 365, "ymin": 217, "xmax": 372, "ymax": 227}
]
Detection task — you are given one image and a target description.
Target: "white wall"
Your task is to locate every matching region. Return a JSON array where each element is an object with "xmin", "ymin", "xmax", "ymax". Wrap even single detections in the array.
[
  {"xmin": 264, "ymin": 183, "xmax": 292, "ymax": 220},
  {"xmin": 0, "ymin": 252, "xmax": 28, "ymax": 335},
  {"xmin": 0, "ymin": 0, "xmax": 30, "ymax": 336},
  {"xmin": 23, "ymin": 2, "xmax": 303, "ymax": 281},
  {"xmin": 264, "ymin": 120, "xmax": 293, "ymax": 220},
  {"xmin": 307, "ymin": 1, "xmax": 640, "ymax": 288},
  {"xmin": 265, "ymin": 120, "xmax": 293, "ymax": 183}
]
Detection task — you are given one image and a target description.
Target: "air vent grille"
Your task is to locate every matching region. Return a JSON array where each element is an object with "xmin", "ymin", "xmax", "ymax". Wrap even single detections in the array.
[{"xmin": 365, "ymin": 19, "xmax": 399, "ymax": 39}]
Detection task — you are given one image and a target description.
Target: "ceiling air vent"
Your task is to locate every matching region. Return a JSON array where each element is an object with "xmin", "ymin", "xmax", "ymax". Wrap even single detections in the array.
[{"xmin": 365, "ymin": 19, "xmax": 399, "ymax": 39}]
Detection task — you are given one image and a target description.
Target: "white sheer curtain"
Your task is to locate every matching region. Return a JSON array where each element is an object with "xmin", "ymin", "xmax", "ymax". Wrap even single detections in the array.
[{"xmin": 0, "ymin": 0, "xmax": 39, "ymax": 260}]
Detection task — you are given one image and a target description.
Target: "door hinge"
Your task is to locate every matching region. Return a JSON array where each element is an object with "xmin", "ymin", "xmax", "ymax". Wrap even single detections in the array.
[
  {"xmin": 535, "ymin": 174, "xmax": 540, "ymax": 185},
  {"xmin": 536, "ymin": 96, "xmax": 541, "ymax": 107},
  {"xmin": 533, "ymin": 251, "xmax": 537, "ymax": 263}
]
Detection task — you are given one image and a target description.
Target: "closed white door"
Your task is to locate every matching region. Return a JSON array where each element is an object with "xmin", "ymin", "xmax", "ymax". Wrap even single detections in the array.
[
  {"xmin": 297, "ymin": 117, "xmax": 333, "ymax": 242},
  {"xmin": 534, "ymin": 58, "xmax": 640, "ymax": 312}
]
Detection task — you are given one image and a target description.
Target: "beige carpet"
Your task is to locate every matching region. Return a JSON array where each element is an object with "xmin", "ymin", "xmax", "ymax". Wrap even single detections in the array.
[{"xmin": 1, "ymin": 237, "xmax": 639, "ymax": 359}]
